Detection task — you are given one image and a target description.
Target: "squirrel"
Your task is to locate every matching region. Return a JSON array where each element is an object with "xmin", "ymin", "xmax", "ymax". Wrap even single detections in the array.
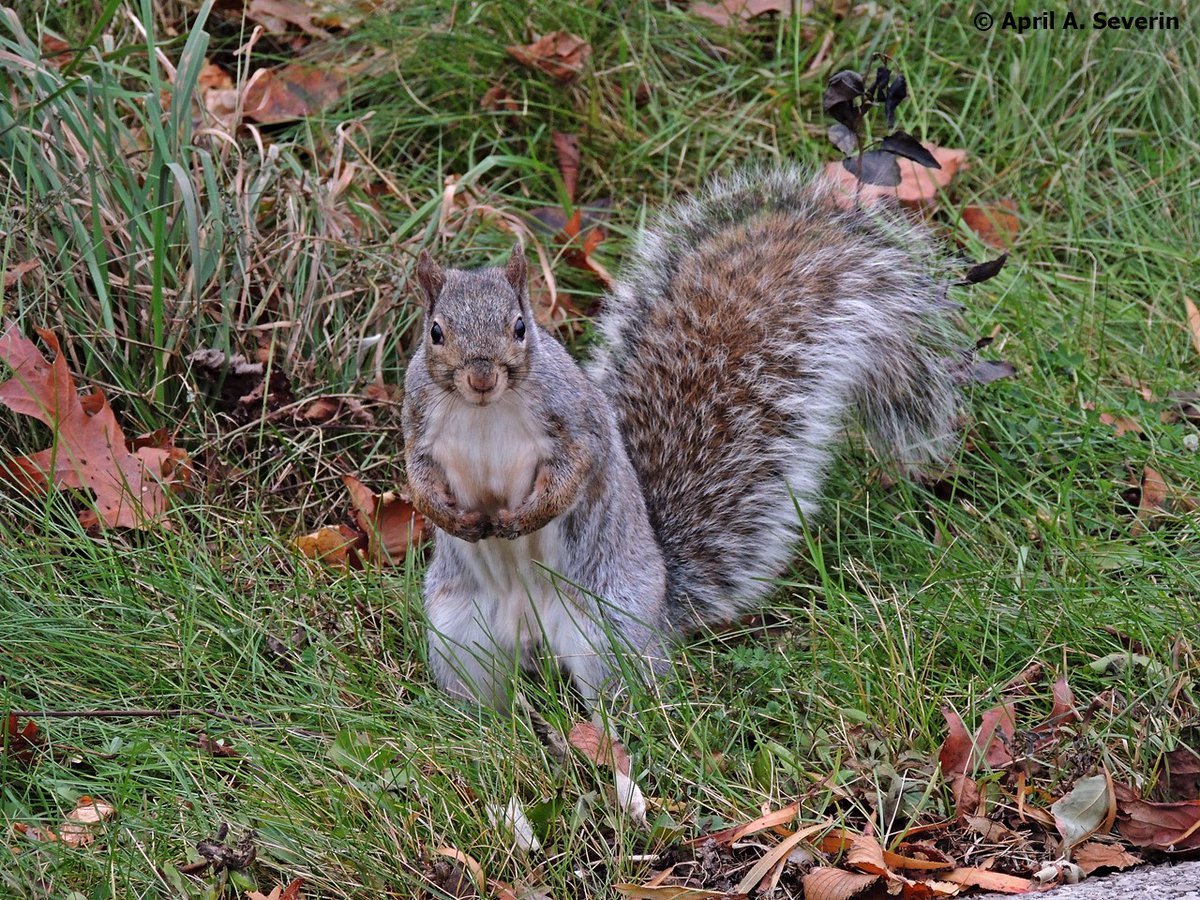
[{"xmin": 401, "ymin": 165, "xmax": 962, "ymax": 709}]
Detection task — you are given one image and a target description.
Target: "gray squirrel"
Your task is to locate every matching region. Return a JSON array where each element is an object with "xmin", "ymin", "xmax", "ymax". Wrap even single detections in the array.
[{"xmin": 401, "ymin": 165, "xmax": 961, "ymax": 709}]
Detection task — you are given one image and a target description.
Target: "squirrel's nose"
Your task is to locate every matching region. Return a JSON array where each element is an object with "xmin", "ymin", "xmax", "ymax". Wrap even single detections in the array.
[{"xmin": 466, "ymin": 366, "xmax": 499, "ymax": 394}]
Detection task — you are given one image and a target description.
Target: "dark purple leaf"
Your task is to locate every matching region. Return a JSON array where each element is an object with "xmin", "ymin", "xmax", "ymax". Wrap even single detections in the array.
[
  {"xmin": 842, "ymin": 150, "xmax": 901, "ymax": 187},
  {"xmin": 824, "ymin": 70, "xmax": 865, "ymax": 108},
  {"xmin": 959, "ymin": 253, "xmax": 1008, "ymax": 285},
  {"xmin": 881, "ymin": 131, "xmax": 941, "ymax": 169},
  {"xmin": 828, "ymin": 123, "xmax": 858, "ymax": 155},
  {"xmin": 885, "ymin": 75, "xmax": 907, "ymax": 128},
  {"xmin": 870, "ymin": 65, "xmax": 890, "ymax": 102}
]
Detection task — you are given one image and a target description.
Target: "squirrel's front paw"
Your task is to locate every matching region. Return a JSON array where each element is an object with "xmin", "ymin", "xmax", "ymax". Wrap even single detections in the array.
[
  {"xmin": 450, "ymin": 509, "xmax": 494, "ymax": 543},
  {"xmin": 495, "ymin": 508, "xmax": 538, "ymax": 540}
]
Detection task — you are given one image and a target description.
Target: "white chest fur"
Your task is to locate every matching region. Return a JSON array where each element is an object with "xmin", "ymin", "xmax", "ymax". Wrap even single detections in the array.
[
  {"xmin": 425, "ymin": 394, "xmax": 579, "ymax": 655},
  {"xmin": 426, "ymin": 393, "xmax": 552, "ymax": 514}
]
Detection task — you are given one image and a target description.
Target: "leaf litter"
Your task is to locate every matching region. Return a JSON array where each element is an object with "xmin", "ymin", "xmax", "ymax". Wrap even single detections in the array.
[{"xmin": 0, "ymin": 323, "xmax": 189, "ymax": 529}]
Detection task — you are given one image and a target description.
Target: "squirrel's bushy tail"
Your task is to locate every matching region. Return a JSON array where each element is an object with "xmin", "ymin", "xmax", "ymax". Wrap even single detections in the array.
[{"xmin": 589, "ymin": 165, "xmax": 962, "ymax": 628}]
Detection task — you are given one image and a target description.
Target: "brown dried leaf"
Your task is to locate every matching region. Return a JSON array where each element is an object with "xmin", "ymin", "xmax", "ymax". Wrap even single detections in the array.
[
  {"xmin": 1072, "ymin": 841, "xmax": 1142, "ymax": 875},
  {"xmin": 246, "ymin": 0, "xmax": 334, "ymax": 38},
  {"xmin": 1099, "ymin": 411, "xmax": 1142, "ymax": 436},
  {"xmin": 1164, "ymin": 746, "xmax": 1200, "ymax": 801},
  {"xmin": 941, "ymin": 868, "xmax": 1032, "ymax": 893},
  {"xmin": 197, "ymin": 61, "xmax": 233, "ymax": 93},
  {"xmin": 552, "ymin": 132, "xmax": 580, "ymax": 203},
  {"xmin": 689, "ymin": 0, "xmax": 804, "ymax": 27},
  {"xmin": 343, "ymin": 474, "xmax": 426, "ymax": 565},
  {"xmin": 614, "ymin": 886, "xmax": 737, "ymax": 899},
  {"xmin": 1115, "ymin": 783, "xmax": 1200, "ymax": 851},
  {"xmin": 845, "ymin": 832, "xmax": 889, "ymax": 875},
  {"xmin": 40, "ymin": 34, "xmax": 75, "ymax": 67},
  {"xmin": 244, "ymin": 64, "xmax": 346, "ymax": 124},
  {"xmin": 0, "ymin": 324, "xmax": 186, "ymax": 529},
  {"xmin": 1132, "ymin": 466, "xmax": 1167, "ymax": 536},
  {"xmin": 822, "ymin": 145, "xmax": 967, "ymax": 209},
  {"xmin": 692, "ymin": 801, "xmax": 800, "ymax": 846},
  {"xmin": 567, "ymin": 721, "xmax": 631, "ymax": 775},
  {"xmin": 801, "ymin": 866, "xmax": 879, "ymax": 900},
  {"xmin": 4, "ymin": 259, "xmax": 40, "ymax": 288},
  {"xmin": 506, "ymin": 32, "xmax": 592, "ymax": 82},
  {"xmin": 481, "ymin": 83, "xmax": 517, "ymax": 111},
  {"xmin": 1184, "ymin": 297, "xmax": 1200, "ymax": 357},
  {"xmin": 962, "ymin": 201, "xmax": 1018, "ymax": 249}
]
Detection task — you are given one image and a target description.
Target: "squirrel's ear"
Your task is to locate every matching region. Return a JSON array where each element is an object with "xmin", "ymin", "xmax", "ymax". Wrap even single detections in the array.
[
  {"xmin": 415, "ymin": 249, "xmax": 446, "ymax": 314},
  {"xmin": 504, "ymin": 244, "xmax": 528, "ymax": 299}
]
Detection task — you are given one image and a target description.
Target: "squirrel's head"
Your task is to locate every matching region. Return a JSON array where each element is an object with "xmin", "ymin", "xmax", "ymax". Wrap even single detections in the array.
[{"xmin": 414, "ymin": 246, "xmax": 535, "ymax": 407}]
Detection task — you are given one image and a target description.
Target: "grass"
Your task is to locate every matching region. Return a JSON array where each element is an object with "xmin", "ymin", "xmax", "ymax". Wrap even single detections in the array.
[{"xmin": 2, "ymin": 0, "xmax": 1199, "ymax": 897}]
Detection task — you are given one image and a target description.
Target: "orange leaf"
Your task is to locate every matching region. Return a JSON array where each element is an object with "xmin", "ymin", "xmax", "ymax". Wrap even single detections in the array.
[{"xmin": 962, "ymin": 201, "xmax": 1018, "ymax": 249}]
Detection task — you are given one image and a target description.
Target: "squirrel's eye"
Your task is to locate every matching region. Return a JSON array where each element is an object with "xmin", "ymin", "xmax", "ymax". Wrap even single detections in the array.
[
  {"xmin": 430, "ymin": 322, "xmax": 444, "ymax": 345},
  {"xmin": 514, "ymin": 316, "xmax": 526, "ymax": 341}
]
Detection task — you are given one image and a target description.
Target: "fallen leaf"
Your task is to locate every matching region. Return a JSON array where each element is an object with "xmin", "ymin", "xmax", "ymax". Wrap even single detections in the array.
[
  {"xmin": 567, "ymin": 721, "xmax": 631, "ymax": 775},
  {"xmin": 3, "ymin": 714, "xmax": 42, "ymax": 765},
  {"xmin": 692, "ymin": 801, "xmax": 800, "ymax": 846},
  {"xmin": 552, "ymin": 132, "xmax": 580, "ymax": 203},
  {"xmin": 1071, "ymin": 841, "xmax": 1142, "ymax": 875},
  {"xmin": 434, "ymin": 846, "xmax": 485, "ymax": 893},
  {"xmin": 246, "ymin": 0, "xmax": 334, "ymax": 39},
  {"xmin": 560, "ymin": 210, "xmax": 615, "ymax": 290},
  {"xmin": 481, "ymin": 83, "xmax": 517, "ymax": 112},
  {"xmin": 3, "ymin": 258, "xmax": 40, "ymax": 288},
  {"xmin": 614, "ymin": 886, "xmax": 737, "ymax": 899},
  {"xmin": 689, "ymin": 0, "xmax": 804, "ymax": 27},
  {"xmin": 1164, "ymin": 746, "xmax": 1200, "ymax": 800},
  {"xmin": 1132, "ymin": 465, "xmax": 1167, "ymax": 536},
  {"xmin": 0, "ymin": 324, "xmax": 187, "ymax": 529},
  {"xmin": 1099, "ymin": 411, "xmax": 1143, "ymax": 436},
  {"xmin": 1052, "ymin": 773, "xmax": 1115, "ymax": 852},
  {"xmin": 506, "ymin": 32, "xmax": 592, "ymax": 82},
  {"xmin": 244, "ymin": 64, "xmax": 345, "ymax": 124},
  {"xmin": 296, "ymin": 395, "xmax": 374, "ymax": 427},
  {"xmin": 58, "ymin": 796, "xmax": 116, "ymax": 848},
  {"xmin": 1184, "ymin": 297, "xmax": 1200, "ymax": 357},
  {"xmin": 197, "ymin": 61, "xmax": 233, "ymax": 93},
  {"xmin": 342, "ymin": 475, "xmax": 426, "ymax": 565},
  {"xmin": 1115, "ymin": 784, "xmax": 1200, "ymax": 851},
  {"xmin": 941, "ymin": 868, "xmax": 1032, "ymax": 893},
  {"xmin": 294, "ymin": 524, "xmax": 364, "ymax": 567},
  {"xmin": 962, "ymin": 201, "xmax": 1018, "ymax": 249},
  {"xmin": 822, "ymin": 145, "xmax": 967, "ymax": 209},
  {"xmin": 802, "ymin": 866, "xmax": 879, "ymax": 900},
  {"xmin": 40, "ymin": 34, "xmax": 75, "ymax": 67}
]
